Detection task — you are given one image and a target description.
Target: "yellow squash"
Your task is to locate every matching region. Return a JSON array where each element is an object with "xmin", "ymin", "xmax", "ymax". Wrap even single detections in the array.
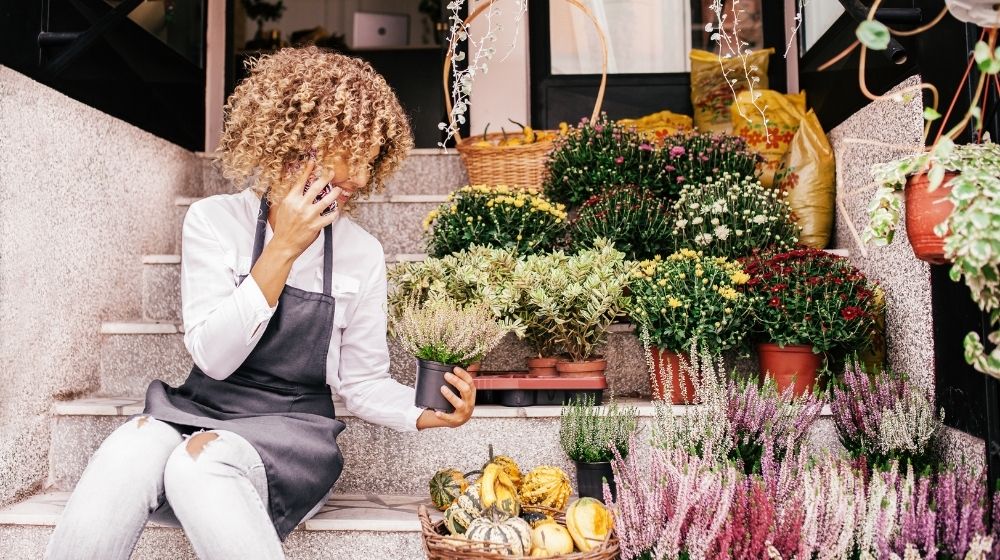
[
  {"xmin": 565, "ymin": 497, "xmax": 613, "ymax": 552},
  {"xmin": 530, "ymin": 522, "xmax": 575, "ymax": 556},
  {"xmin": 519, "ymin": 466, "xmax": 571, "ymax": 511}
]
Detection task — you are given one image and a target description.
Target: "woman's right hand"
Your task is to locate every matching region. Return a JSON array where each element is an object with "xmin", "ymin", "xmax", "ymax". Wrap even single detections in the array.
[{"xmin": 270, "ymin": 160, "xmax": 344, "ymax": 258}]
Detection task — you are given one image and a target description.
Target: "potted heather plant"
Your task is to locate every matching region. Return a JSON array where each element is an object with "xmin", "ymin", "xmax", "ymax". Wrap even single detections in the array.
[
  {"xmin": 653, "ymin": 130, "xmax": 762, "ymax": 200},
  {"xmin": 520, "ymin": 239, "xmax": 633, "ymax": 377},
  {"xmin": 559, "ymin": 393, "xmax": 638, "ymax": 500},
  {"xmin": 393, "ymin": 297, "xmax": 516, "ymax": 412},
  {"xmin": 571, "ymin": 185, "xmax": 673, "ymax": 261},
  {"xmin": 670, "ymin": 172, "xmax": 800, "ymax": 259},
  {"xmin": 543, "ymin": 112, "xmax": 668, "ymax": 209},
  {"xmin": 423, "ymin": 185, "xmax": 567, "ymax": 258},
  {"xmin": 830, "ymin": 362, "xmax": 944, "ymax": 472},
  {"xmin": 629, "ymin": 249, "xmax": 752, "ymax": 403},
  {"xmin": 741, "ymin": 248, "xmax": 881, "ymax": 395}
]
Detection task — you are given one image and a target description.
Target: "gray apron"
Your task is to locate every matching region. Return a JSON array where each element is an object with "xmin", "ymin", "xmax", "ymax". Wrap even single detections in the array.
[{"xmin": 138, "ymin": 189, "xmax": 346, "ymax": 541}]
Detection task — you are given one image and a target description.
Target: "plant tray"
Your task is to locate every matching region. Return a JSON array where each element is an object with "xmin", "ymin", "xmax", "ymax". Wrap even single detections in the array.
[{"xmin": 473, "ymin": 372, "xmax": 607, "ymax": 407}]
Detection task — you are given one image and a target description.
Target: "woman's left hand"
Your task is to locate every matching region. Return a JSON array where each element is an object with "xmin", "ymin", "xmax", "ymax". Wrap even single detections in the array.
[{"xmin": 416, "ymin": 367, "xmax": 476, "ymax": 430}]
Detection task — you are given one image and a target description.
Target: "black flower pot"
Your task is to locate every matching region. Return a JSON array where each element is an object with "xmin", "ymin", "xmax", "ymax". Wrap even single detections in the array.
[
  {"xmin": 415, "ymin": 358, "xmax": 459, "ymax": 413},
  {"xmin": 574, "ymin": 460, "xmax": 616, "ymax": 501}
]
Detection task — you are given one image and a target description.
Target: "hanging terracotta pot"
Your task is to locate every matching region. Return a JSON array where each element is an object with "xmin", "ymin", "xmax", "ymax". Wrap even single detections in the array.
[
  {"xmin": 526, "ymin": 356, "xmax": 559, "ymax": 377},
  {"xmin": 757, "ymin": 343, "xmax": 821, "ymax": 396},
  {"xmin": 649, "ymin": 347, "xmax": 696, "ymax": 404},
  {"xmin": 555, "ymin": 357, "xmax": 608, "ymax": 378},
  {"xmin": 905, "ymin": 172, "xmax": 957, "ymax": 264}
]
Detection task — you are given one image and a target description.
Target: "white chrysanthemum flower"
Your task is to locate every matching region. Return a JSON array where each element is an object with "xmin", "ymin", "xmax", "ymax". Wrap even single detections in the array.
[
  {"xmin": 694, "ymin": 233, "xmax": 713, "ymax": 245},
  {"xmin": 752, "ymin": 215, "xmax": 767, "ymax": 224},
  {"xmin": 692, "ymin": 217, "xmax": 704, "ymax": 225},
  {"xmin": 710, "ymin": 218, "xmax": 720, "ymax": 226},
  {"xmin": 675, "ymin": 219, "xmax": 689, "ymax": 228},
  {"xmin": 714, "ymin": 225, "xmax": 730, "ymax": 240}
]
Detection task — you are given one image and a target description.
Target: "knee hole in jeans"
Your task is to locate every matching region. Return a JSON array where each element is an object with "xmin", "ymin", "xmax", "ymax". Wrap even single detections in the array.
[{"xmin": 185, "ymin": 431, "xmax": 220, "ymax": 461}]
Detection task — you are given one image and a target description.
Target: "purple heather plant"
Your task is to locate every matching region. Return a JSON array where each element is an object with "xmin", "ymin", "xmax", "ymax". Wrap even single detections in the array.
[{"xmin": 830, "ymin": 362, "xmax": 943, "ymax": 472}]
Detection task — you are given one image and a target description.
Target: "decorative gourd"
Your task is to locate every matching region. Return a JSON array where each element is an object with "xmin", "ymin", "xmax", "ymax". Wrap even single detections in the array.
[
  {"xmin": 429, "ymin": 468, "xmax": 469, "ymax": 511},
  {"xmin": 480, "ymin": 463, "xmax": 521, "ymax": 518},
  {"xmin": 444, "ymin": 502, "xmax": 476, "ymax": 535},
  {"xmin": 565, "ymin": 497, "xmax": 613, "ymax": 552},
  {"xmin": 465, "ymin": 516, "xmax": 532, "ymax": 556},
  {"xmin": 520, "ymin": 466, "xmax": 572, "ymax": 511},
  {"xmin": 485, "ymin": 455, "xmax": 523, "ymax": 489},
  {"xmin": 530, "ymin": 522, "xmax": 575, "ymax": 556},
  {"xmin": 520, "ymin": 510, "xmax": 556, "ymax": 528}
]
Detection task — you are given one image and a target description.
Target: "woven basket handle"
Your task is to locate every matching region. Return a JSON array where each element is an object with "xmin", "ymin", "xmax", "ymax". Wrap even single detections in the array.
[{"xmin": 441, "ymin": 0, "xmax": 609, "ymax": 142}]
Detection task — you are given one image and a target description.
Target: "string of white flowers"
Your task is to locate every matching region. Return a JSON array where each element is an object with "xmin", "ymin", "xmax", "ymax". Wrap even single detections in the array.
[
  {"xmin": 706, "ymin": 0, "xmax": 770, "ymax": 142},
  {"xmin": 437, "ymin": 0, "xmax": 529, "ymax": 150}
]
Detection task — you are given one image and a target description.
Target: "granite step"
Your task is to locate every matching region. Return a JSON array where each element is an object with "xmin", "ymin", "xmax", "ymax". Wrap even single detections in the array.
[
  {"xmin": 173, "ymin": 194, "xmax": 443, "ymax": 257},
  {"xmin": 194, "ymin": 149, "xmax": 468, "ymax": 198},
  {"xmin": 46, "ymin": 395, "xmax": 660, "ymax": 496},
  {"xmin": 97, "ymin": 321, "xmax": 651, "ymax": 398},
  {"xmin": 0, "ymin": 490, "xmax": 435, "ymax": 560}
]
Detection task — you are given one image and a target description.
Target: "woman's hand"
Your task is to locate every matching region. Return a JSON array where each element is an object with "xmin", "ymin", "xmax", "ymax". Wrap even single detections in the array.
[
  {"xmin": 416, "ymin": 367, "xmax": 477, "ymax": 430},
  {"xmin": 269, "ymin": 159, "xmax": 344, "ymax": 259}
]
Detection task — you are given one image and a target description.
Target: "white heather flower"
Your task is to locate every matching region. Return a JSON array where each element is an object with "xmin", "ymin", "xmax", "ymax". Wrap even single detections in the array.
[{"xmin": 714, "ymin": 225, "xmax": 731, "ymax": 240}]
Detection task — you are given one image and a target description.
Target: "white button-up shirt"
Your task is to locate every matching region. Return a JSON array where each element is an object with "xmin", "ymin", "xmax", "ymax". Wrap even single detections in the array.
[{"xmin": 180, "ymin": 188, "xmax": 424, "ymax": 432}]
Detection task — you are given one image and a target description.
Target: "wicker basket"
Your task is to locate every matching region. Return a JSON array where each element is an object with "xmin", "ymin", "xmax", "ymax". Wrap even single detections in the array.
[
  {"xmin": 418, "ymin": 504, "xmax": 620, "ymax": 560},
  {"xmin": 441, "ymin": 0, "xmax": 609, "ymax": 189}
]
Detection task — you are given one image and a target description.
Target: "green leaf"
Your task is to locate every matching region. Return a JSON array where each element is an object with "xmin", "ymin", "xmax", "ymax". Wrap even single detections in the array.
[
  {"xmin": 923, "ymin": 107, "xmax": 942, "ymax": 122},
  {"xmin": 856, "ymin": 20, "xmax": 890, "ymax": 51},
  {"xmin": 929, "ymin": 164, "xmax": 946, "ymax": 191},
  {"xmin": 976, "ymin": 41, "xmax": 1000, "ymax": 74}
]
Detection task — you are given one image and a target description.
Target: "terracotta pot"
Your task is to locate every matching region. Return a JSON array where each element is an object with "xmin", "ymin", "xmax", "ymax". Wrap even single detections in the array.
[
  {"xmin": 649, "ymin": 347, "xmax": 696, "ymax": 404},
  {"xmin": 555, "ymin": 358, "xmax": 608, "ymax": 378},
  {"xmin": 526, "ymin": 357, "xmax": 559, "ymax": 377},
  {"xmin": 905, "ymin": 172, "xmax": 957, "ymax": 264},
  {"xmin": 757, "ymin": 343, "xmax": 821, "ymax": 396},
  {"xmin": 464, "ymin": 362, "xmax": 481, "ymax": 376}
]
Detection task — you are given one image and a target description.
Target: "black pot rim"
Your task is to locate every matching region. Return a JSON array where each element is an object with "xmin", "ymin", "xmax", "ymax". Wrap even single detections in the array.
[
  {"xmin": 416, "ymin": 358, "xmax": 461, "ymax": 373},
  {"xmin": 573, "ymin": 459, "xmax": 615, "ymax": 468}
]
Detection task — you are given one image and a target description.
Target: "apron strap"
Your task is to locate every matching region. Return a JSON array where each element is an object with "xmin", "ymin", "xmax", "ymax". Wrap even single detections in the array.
[{"xmin": 252, "ymin": 189, "xmax": 334, "ymax": 296}]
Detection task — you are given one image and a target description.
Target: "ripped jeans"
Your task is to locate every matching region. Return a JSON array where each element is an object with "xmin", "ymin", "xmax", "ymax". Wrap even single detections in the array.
[{"xmin": 45, "ymin": 415, "xmax": 333, "ymax": 560}]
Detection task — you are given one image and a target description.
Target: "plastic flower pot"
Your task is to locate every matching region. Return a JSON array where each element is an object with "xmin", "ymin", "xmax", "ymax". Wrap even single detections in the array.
[
  {"xmin": 757, "ymin": 343, "xmax": 821, "ymax": 396},
  {"xmin": 649, "ymin": 347, "xmax": 696, "ymax": 404},
  {"xmin": 574, "ymin": 460, "xmax": 617, "ymax": 501},
  {"xmin": 526, "ymin": 356, "xmax": 559, "ymax": 377},
  {"xmin": 905, "ymin": 172, "xmax": 957, "ymax": 264},
  {"xmin": 555, "ymin": 357, "xmax": 608, "ymax": 378},
  {"xmin": 414, "ymin": 358, "xmax": 459, "ymax": 413}
]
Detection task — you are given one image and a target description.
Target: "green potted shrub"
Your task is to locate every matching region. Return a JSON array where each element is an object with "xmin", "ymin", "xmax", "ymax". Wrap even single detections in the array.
[
  {"xmin": 519, "ymin": 239, "xmax": 633, "ymax": 378},
  {"xmin": 543, "ymin": 113, "xmax": 668, "ymax": 209},
  {"xmin": 629, "ymin": 249, "xmax": 752, "ymax": 403},
  {"xmin": 670, "ymin": 172, "xmax": 799, "ymax": 259},
  {"xmin": 510, "ymin": 251, "xmax": 570, "ymax": 376},
  {"xmin": 741, "ymin": 248, "xmax": 882, "ymax": 395},
  {"xmin": 392, "ymin": 297, "xmax": 516, "ymax": 412},
  {"xmin": 571, "ymin": 185, "xmax": 673, "ymax": 261},
  {"xmin": 559, "ymin": 394, "xmax": 638, "ymax": 500},
  {"xmin": 423, "ymin": 185, "xmax": 567, "ymax": 258}
]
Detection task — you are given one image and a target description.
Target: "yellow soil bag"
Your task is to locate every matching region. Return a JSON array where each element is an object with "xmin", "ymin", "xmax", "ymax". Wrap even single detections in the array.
[
  {"xmin": 618, "ymin": 110, "xmax": 693, "ymax": 143},
  {"xmin": 778, "ymin": 109, "xmax": 835, "ymax": 249},
  {"xmin": 731, "ymin": 89, "xmax": 806, "ymax": 187},
  {"xmin": 690, "ymin": 48, "xmax": 774, "ymax": 133}
]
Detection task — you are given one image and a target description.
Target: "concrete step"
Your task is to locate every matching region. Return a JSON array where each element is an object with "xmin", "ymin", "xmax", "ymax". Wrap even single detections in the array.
[
  {"xmin": 0, "ymin": 490, "xmax": 435, "ymax": 559},
  {"xmin": 195, "ymin": 149, "xmax": 467, "ymax": 199},
  {"xmin": 174, "ymin": 194, "xmax": 442, "ymax": 257},
  {"xmin": 98, "ymin": 321, "xmax": 651, "ymax": 399},
  {"xmin": 47, "ymin": 395, "xmax": 659, "ymax": 496}
]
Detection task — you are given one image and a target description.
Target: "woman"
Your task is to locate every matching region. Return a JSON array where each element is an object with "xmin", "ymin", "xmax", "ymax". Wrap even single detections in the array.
[{"xmin": 45, "ymin": 46, "xmax": 476, "ymax": 560}]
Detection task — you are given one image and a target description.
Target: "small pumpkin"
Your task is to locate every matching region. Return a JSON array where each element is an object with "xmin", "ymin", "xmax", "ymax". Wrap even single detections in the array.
[
  {"xmin": 530, "ymin": 522, "xmax": 575, "ymax": 556},
  {"xmin": 520, "ymin": 466, "xmax": 572, "ymax": 511},
  {"xmin": 429, "ymin": 468, "xmax": 469, "ymax": 511},
  {"xmin": 480, "ymin": 463, "xmax": 521, "ymax": 518},
  {"xmin": 444, "ymin": 502, "xmax": 476, "ymax": 535},
  {"xmin": 485, "ymin": 455, "xmax": 523, "ymax": 489},
  {"xmin": 565, "ymin": 497, "xmax": 613, "ymax": 552},
  {"xmin": 465, "ymin": 515, "xmax": 532, "ymax": 556}
]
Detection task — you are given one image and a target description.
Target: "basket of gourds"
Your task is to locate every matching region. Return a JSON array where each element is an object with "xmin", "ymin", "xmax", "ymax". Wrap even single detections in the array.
[
  {"xmin": 419, "ymin": 447, "xmax": 619, "ymax": 559},
  {"xmin": 441, "ymin": 0, "xmax": 609, "ymax": 189}
]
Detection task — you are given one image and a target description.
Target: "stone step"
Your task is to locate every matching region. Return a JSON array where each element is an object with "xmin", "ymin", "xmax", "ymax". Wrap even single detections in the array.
[
  {"xmin": 98, "ymin": 321, "xmax": 651, "ymax": 399},
  {"xmin": 174, "ymin": 194, "xmax": 442, "ymax": 257},
  {"xmin": 0, "ymin": 490, "xmax": 435, "ymax": 559},
  {"xmin": 47, "ymin": 395, "xmax": 659, "ymax": 496},
  {"xmin": 195, "ymin": 149, "xmax": 468, "ymax": 199}
]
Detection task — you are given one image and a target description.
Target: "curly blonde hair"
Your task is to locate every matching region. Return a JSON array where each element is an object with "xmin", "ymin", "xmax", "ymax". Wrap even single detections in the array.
[{"xmin": 214, "ymin": 46, "xmax": 414, "ymax": 207}]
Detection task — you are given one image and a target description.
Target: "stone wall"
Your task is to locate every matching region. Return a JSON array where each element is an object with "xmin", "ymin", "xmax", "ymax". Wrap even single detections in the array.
[{"xmin": 0, "ymin": 66, "xmax": 196, "ymax": 506}]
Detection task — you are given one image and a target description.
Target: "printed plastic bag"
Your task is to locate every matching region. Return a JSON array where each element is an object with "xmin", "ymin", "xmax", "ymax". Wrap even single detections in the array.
[
  {"xmin": 690, "ymin": 48, "xmax": 774, "ymax": 133},
  {"xmin": 618, "ymin": 110, "xmax": 693, "ymax": 142},
  {"xmin": 731, "ymin": 89, "xmax": 807, "ymax": 187},
  {"xmin": 778, "ymin": 109, "xmax": 835, "ymax": 249}
]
